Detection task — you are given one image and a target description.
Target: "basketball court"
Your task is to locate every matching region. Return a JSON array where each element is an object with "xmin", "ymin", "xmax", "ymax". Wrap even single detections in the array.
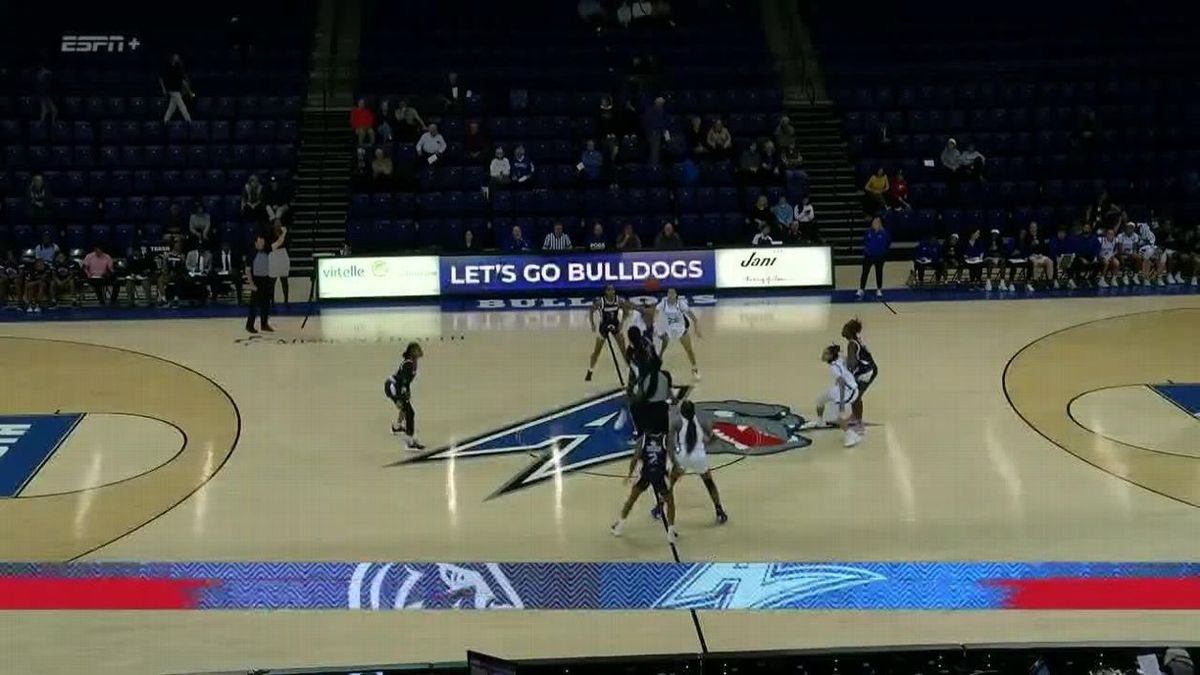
[{"xmin": 1, "ymin": 286, "xmax": 1199, "ymax": 674}]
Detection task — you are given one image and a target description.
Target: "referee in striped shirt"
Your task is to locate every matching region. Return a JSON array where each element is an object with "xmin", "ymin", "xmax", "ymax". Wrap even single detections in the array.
[{"xmin": 543, "ymin": 221, "xmax": 573, "ymax": 251}]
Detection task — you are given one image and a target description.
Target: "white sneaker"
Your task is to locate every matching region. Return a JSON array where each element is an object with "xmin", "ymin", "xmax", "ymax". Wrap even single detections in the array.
[
  {"xmin": 1098, "ymin": 278, "xmax": 1109, "ymax": 288},
  {"xmin": 800, "ymin": 420, "xmax": 826, "ymax": 430},
  {"xmin": 1133, "ymin": 275, "xmax": 1143, "ymax": 286},
  {"xmin": 1053, "ymin": 280, "xmax": 1060, "ymax": 289},
  {"xmin": 875, "ymin": 289, "xmax": 883, "ymax": 298},
  {"xmin": 1158, "ymin": 277, "xmax": 1166, "ymax": 287},
  {"xmin": 610, "ymin": 520, "xmax": 624, "ymax": 537},
  {"xmin": 1025, "ymin": 283, "xmax": 1035, "ymax": 292},
  {"xmin": 1192, "ymin": 277, "xmax": 1198, "ymax": 286},
  {"xmin": 984, "ymin": 279, "xmax": 992, "ymax": 291},
  {"xmin": 1067, "ymin": 279, "xmax": 1077, "ymax": 289},
  {"xmin": 614, "ymin": 408, "xmax": 629, "ymax": 430},
  {"xmin": 666, "ymin": 527, "xmax": 678, "ymax": 544},
  {"xmin": 843, "ymin": 429, "xmax": 862, "ymax": 448},
  {"xmin": 855, "ymin": 289, "xmax": 864, "ymax": 299}
]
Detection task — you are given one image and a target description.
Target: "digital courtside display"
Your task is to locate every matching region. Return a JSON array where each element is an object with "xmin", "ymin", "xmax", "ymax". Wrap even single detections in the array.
[{"xmin": 316, "ymin": 247, "xmax": 833, "ymax": 300}]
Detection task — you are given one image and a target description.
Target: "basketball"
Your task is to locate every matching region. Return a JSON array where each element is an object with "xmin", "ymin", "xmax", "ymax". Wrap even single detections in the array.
[{"xmin": 644, "ymin": 277, "xmax": 661, "ymax": 292}]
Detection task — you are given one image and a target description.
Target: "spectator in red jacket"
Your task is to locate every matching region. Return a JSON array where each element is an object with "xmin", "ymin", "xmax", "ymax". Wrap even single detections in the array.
[
  {"xmin": 888, "ymin": 169, "xmax": 911, "ymax": 210},
  {"xmin": 350, "ymin": 99, "xmax": 376, "ymax": 146}
]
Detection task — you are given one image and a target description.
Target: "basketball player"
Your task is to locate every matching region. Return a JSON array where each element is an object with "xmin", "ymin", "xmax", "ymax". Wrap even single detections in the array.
[
  {"xmin": 842, "ymin": 318, "xmax": 876, "ymax": 435},
  {"xmin": 385, "ymin": 341, "xmax": 425, "ymax": 449},
  {"xmin": 803, "ymin": 344, "xmax": 861, "ymax": 447},
  {"xmin": 655, "ymin": 288, "xmax": 702, "ymax": 380},
  {"xmin": 50, "ymin": 251, "xmax": 79, "ymax": 308},
  {"xmin": 1097, "ymin": 227, "xmax": 1120, "ymax": 287},
  {"xmin": 585, "ymin": 284, "xmax": 630, "ymax": 382},
  {"xmin": 612, "ymin": 413, "xmax": 679, "ymax": 544},
  {"xmin": 1114, "ymin": 222, "xmax": 1140, "ymax": 285},
  {"xmin": 629, "ymin": 300, "xmax": 663, "ymax": 356},
  {"xmin": 650, "ymin": 399, "xmax": 727, "ymax": 524}
]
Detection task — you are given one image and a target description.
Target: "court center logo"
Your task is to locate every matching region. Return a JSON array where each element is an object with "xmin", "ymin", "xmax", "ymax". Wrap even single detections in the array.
[{"xmin": 394, "ymin": 389, "xmax": 811, "ymax": 499}]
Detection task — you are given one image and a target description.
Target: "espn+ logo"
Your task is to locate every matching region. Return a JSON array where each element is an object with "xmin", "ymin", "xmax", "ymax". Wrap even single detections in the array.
[{"xmin": 60, "ymin": 35, "xmax": 141, "ymax": 53}]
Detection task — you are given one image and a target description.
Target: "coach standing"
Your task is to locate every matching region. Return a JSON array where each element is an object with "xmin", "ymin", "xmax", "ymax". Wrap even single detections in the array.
[
  {"xmin": 246, "ymin": 235, "xmax": 273, "ymax": 333},
  {"xmin": 858, "ymin": 216, "xmax": 891, "ymax": 299}
]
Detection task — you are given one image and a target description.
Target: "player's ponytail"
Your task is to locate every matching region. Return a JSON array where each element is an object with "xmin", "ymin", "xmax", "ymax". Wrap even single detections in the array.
[{"xmin": 681, "ymin": 400, "xmax": 698, "ymax": 453}]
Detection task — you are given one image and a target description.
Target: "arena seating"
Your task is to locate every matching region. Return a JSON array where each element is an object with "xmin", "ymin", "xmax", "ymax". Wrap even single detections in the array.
[
  {"xmin": 0, "ymin": 1, "xmax": 310, "ymax": 254},
  {"xmin": 811, "ymin": 0, "xmax": 1200, "ymax": 241},
  {"xmin": 348, "ymin": 0, "xmax": 786, "ymax": 252}
]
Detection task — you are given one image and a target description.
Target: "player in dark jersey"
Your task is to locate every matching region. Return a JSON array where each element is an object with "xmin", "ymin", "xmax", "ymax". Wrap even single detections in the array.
[
  {"xmin": 22, "ymin": 256, "xmax": 49, "ymax": 313},
  {"xmin": 585, "ymin": 284, "xmax": 631, "ymax": 382},
  {"xmin": 49, "ymin": 251, "xmax": 79, "ymax": 308},
  {"xmin": 385, "ymin": 341, "xmax": 425, "ymax": 449},
  {"xmin": 842, "ymin": 318, "xmax": 877, "ymax": 434},
  {"xmin": 611, "ymin": 428, "xmax": 678, "ymax": 544}
]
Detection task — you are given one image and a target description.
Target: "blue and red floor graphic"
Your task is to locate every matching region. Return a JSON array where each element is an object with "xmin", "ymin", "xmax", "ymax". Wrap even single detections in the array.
[{"xmin": 6, "ymin": 562, "xmax": 1200, "ymax": 610}]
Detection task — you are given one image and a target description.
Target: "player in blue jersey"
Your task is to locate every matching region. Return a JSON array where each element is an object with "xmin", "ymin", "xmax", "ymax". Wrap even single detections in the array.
[{"xmin": 385, "ymin": 342, "xmax": 425, "ymax": 449}]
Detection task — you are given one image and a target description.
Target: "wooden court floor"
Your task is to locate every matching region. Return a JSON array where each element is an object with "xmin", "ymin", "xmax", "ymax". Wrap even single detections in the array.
[{"xmin": 0, "ymin": 290, "xmax": 1198, "ymax": 674}]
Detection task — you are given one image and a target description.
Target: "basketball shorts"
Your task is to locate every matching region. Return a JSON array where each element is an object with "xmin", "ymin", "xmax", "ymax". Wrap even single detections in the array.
[{"xmin": 674, "ymin": 449, "xmax": 709, "ymax": 475}]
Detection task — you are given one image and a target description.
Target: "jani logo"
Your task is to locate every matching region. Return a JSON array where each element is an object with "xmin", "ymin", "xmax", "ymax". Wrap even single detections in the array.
[
  {"xmin": 394, "ymin": 390, "xmax": 811, "ymax": 499},
  {"xmin": 60, "ymin": 35, "xmax": 141, "ymax": 53},
  {"xmin": 739, "ymin": 251, "xmax": 776, "ymax": 268}
]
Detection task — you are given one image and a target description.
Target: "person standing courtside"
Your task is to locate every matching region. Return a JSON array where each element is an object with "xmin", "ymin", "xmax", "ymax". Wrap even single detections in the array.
[{"xmin": 246, "ymin": 235, "xmax": 273, "ymax": 333}]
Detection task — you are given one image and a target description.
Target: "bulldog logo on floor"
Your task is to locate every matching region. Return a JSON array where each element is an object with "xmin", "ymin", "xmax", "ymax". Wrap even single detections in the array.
[{"xmin": 394, "ymin": 389, "xmax": 811, "ymax": 499}]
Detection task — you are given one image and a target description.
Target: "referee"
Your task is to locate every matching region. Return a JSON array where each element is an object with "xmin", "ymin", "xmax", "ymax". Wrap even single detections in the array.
[
  {"xmin": 542, "ymin": 221, "xmax": 573, "ymax": 251},
  {"xmin": 245, "ymin": 235, "xmax": 273, "ymax": 333}
]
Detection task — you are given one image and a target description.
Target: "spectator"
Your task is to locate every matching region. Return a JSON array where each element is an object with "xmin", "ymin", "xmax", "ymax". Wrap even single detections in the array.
[
  {"xmin": 655, "ymin": 221, "xmax": 684, "ymax": 249},
  {"xmin": 705, "ymin": 118, "xmax": 733, "ymax": 158},
  {"xmin": 265, "ymin": 178, "xmax": 289, "ymax": 226},
  {"xmin": 34, "ymin": 65, "xmax": 56, "ymax": 124},
  {"xmin": 858, "ymin": 216, "xmax": 890, "ymax": 298},
  {"xmin": 1027, "ymin": 221, "xmax": 1054, "ymax": 286},
  {"xmin": 912, "ymin": 234, "xmax": 941, "ymax": 285},
  {"xmin": 166, "ymin": 203, "xmax": 186, "ymax": 242},
  {"xmin": 772, "ymin": 196, "xmax": 795, "ymax": 230},
  {"xmin": 780, "ymin": 220, "xmax": 804, "ymax": 245},
  {"xmin": 782, "ymin": 142, "xmax": 804, "ymax": 171},
  {"xmin": 23, "ymin": 258, "xmax": 49, "ymax": 313},
  {"xmin": 459, "ymin": 229, "xmax": 477, "ymax": 252},
  {"xmin": 597, "ymin": 94, "xmax": 619, "ymax": 139},
  {"xmin": 489, "ymin": 147, "xmax": 512, "ymax": 187},
  {"xmin": 0, "ymin": 249, "xmax": 21, "ymax": 309},
  {"xmin": 1164, "ymin": 648, "xmax": 1193, "ymax": 675},
  {"xmin": 160, "ymin": 54, "xmax": 193, "ymax": 123},
  {"xmin": 49, "ymin": 250, "xmax": 79, "ymax": 308},
  {"xmin": 738, "ymin": 140, "xmax": 762, "ymax": 183},
  {"xmin": 982, "ymin": 229, "xmax": 1006, "ymax": 290},
  {"xmin": 511, "ymin": 145, "xmax": 535, "ymax": 185},
  {"xmin": 212, "ymin": 241, "xmax": 244, "ymax": 303},
  {"xmin": 960, "ymin": 143, "xmax": 986, "ymax": 180},
  {"xmin": 642, "ymin": 96, "xmax": 668, "ymax": 164},
  {"xmin": 941, "ymin": 232, "xmax": 964, "ymax": 285},
  {"xmin": 684, "ymin": 115, "xmax": 706, "ymax": 155},
  {"xmin": 616, "ymin": 222, "xmax": 642, "ymax": 250},
  {"xmin": 864, "ymin": 167, "xmax": 890, "ymax": 212},
  {"xmin": 507, "ymin": 225, "xmax": 531, "ymax": 252},
  {"xmin": 189, "ymin": 202, "xmax": 213, "ymax": 247},
  {"xmin": 185, "ymin": 244, "xmax": 213, "ymax": 303},
  {"xmin": 1071, "ymin": 222, "xmax": 1102, "ymax": 287},
  {"xmin": 794, "ymin": 196, "xmax": 815, "ymax": 227},
  {"xmin": 587, "ymin": 221, "xmax": 608, "ymax": 251},
  {"xmin": 1006, "ymin": 228, "xmax": 1035, "ymax": 292},
  {"xmin": 27, "ymin": 174, "xmax": 51, "ymax": 222},
  {"xmin": 963, "ymin": 230, "xmax": 986, "ymax": 286},
  {"xmin": 940, "ymin": 138, "xmax": 963, "ymax": 177},
  {"xmin": 579, "ymin": 139, "xmax": 604, "ymax": 183},
  {"xmin": 350, "ymin": 99, "xmax": 376, "ymax": 146},
  {"xmin": 34, "ymin": 232, "xmax": 59, "ymax": 263},
  {"xmin": 888, "ymin": 169, "xmax": 911, "ymax": 210},
  {"xmin": 121, "ymin": 245, "xmax": 159, "ymax": 307},
  {"xmin": 157, "ymin": 239, "xmax": 186, "ymax": 307},
  {"xmin": 82, "ymin": 246, "xmax": 116, "ymax": 305},
  {"xmin": 241, "ymin": 175, "xmax": 264, "ymax": 222},
  {"xmin": 371, "ymin": 148, "xmax": 394, "ymax": 185},
  {"xmin": 543, "ymin": 221, "xmax": 573, "ymax": 251},
  {"xmin": 464, "ymin": 120, "xmax": 490, "ymax": 162},
  {"xmin": 415, "ymin": 123, "xmax": 447, "ymax": 163},
  {"xmin": 759, "ymin": 140, "xmax": 782, "ymax": 184},
  {"xmin": 394, "ymin": 106, "xmax": 424, "ymax": 144},
  {"xmin": 441, "ymin": 71, "xmax": 470, "ymax": 111},
  {"xmin": 1048, "ymin": 225, "xmax": 1077, "ymax": 288},
  {"xmin": 774, "ymin": 115, "xmax": 796, "ymax": 150},
  {"xmin": 376, "ymin": 100, "xmax": 394, "ymax": 142},
  {"xmin": 752, "ymin": 221, "xmax": 778, "ymax": 246},
  {"xmin": 748, "ymin": 194, "xmax": 772, "ymax": 232}
]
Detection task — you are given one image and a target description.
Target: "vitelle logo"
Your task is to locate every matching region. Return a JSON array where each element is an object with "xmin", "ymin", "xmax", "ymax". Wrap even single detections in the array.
[
  {"xmin": 739, "ymin": 251, "xmax": 777, "ymax": 268},
  {"xmin": 322, "ymin": 266, "xmax": 365, "ymax": 278},
  {"xmin": 61, "ymin": 35, "xmax": 140, "ymax": 53}
]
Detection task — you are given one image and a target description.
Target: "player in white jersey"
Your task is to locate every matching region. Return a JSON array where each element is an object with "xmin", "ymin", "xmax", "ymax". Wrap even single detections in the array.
[
  {"xmin": 1097, "ymin": 228, "xmax": 1120, "ymax": 287},
  {"xmin": 803, "ymin": 344, "xmax": 862, "ymax": 447},
  {"xmin": 650, "ymin": 399, "xmax": 728, "ymax": 525},
  {"xmin": 655, "ymin": 288, "xmax": 702, "ymax": 380},
  {"xmin": 1114, "ymin": 222, "xmax": 1141, "ymax": 286},
  {"xmin": 1134, "ymin": 220, "xmax": 1163, "ymax": 285},
  {"xmin": 629, "ymin": 299, "xmax": 663, "ymax": 355}
]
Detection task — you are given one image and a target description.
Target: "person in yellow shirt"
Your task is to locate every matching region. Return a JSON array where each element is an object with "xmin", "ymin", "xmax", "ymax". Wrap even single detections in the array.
[{"xmin": 864, "ymin": 167, "xmax": 890, "ymax": 212}]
